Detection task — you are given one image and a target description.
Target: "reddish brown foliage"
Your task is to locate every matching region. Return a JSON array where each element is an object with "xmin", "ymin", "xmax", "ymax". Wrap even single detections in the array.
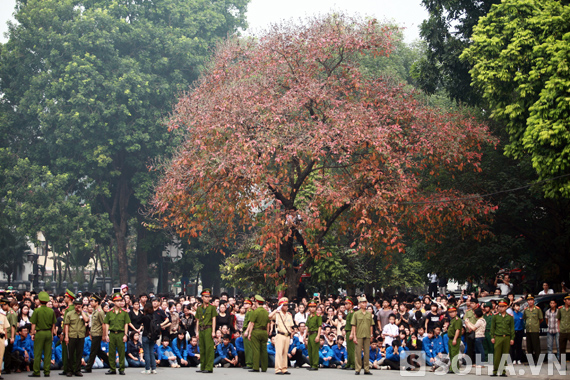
[{"xmin": 152, "ymin": 15, "xmax": 495, "ymax": 292}]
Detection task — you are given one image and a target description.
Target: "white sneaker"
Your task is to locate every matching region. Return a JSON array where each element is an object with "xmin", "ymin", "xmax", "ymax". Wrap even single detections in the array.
[
  {"xmin": 151, "ymin": 369, "xmax": 158, "ymax": 374},
  {"xmin": 141, "ymin": 370, "xmax": 150, "ymax": 374}
]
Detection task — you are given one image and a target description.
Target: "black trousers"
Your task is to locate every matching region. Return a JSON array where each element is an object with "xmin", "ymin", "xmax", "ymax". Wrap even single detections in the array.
[
  {"xmin": 66, "ymin": 338, "xmax": 85, "ymax": 375},
  {"xmin": 428, "ymin": 283, "xmax": 438, "ymax": 298},
  {"xmin": 3, "ymin": 341, "xmax": 14, "ymax": 372},
  {"xmin": 466, "ymin": 335, "xmax": 476, "ymax": 363},
  {"xmin": 526, "ymin": 332, "xmax": 541, "ymax": 363},
  {"xmin": 510, "ymin": 330, "xmax": 524, "ymax": 362},
  {"xmin": 12, "ymin": 351, "xmax": 30, "ymax": 371},
  {"xmin": 85, "ymin": 335, "xmax": 109, "ymax": 370},
  {"xmin": 188, "ymin": 356, "xmax": 200, "ymax": 367},
  {"xmin": 384, "ymin": 359, "xmax": 400, "ymax": 370}
]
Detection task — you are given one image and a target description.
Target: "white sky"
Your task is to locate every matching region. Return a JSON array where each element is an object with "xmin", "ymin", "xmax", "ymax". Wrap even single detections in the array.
[{"xmin": 0, "ymin": 0, "xmax": 427, "ymax": 43}]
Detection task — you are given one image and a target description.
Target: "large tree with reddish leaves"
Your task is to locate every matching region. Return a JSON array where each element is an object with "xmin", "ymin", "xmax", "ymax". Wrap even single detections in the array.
[{"xmin": 152, "ymin": 15, "xmax": 496, "ymax": 298}]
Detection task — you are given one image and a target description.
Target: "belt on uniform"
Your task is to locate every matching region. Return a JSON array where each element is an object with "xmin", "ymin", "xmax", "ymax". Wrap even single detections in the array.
[
  {"xmin": 277, "ymin": 331, "xmax": 290, "ymax": 337},
  {"xmin": 308, "ymin": 331, "xmax": 318, "ymax": 335},
  {"xmin": 494, "ymin": 335, "xmax": 508, "ymax": 337},
  {"xmin": 254, "ymin": 327, "xmax": 266, "ymax": 330},
  {"xmin": 110, "ymin": 330, "xmax": 123, "ymax": 333},
  {"xmin": 199, "ymin": 325, "xmax": 212, "ymax": 331}
]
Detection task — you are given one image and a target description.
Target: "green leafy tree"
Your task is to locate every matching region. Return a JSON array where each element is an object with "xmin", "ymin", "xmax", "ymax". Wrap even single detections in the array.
[
  {"xmin": 0, "ymin": 148, "xmax": 110, "ymax": 285},
  {"xmin": 417, "ymin": 0, "xmax": 500, "ymax": 104},
  {"xmin": 462, "ymin": 0, "xmax": 570, "ymax": 198},
  {"xmin": 0, "ymin": 0, "xmax": 249, "ymax": 290},
  {"xmin": 0, "ymin": 227, "xmax": 29, "ymax": 285}
]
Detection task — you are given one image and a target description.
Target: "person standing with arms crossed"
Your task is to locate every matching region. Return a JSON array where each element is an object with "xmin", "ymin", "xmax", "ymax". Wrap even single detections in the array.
[
  {"xmin": 103, "ymin": 294, "xmax": 130, "ymax": 375},
  {"xmin": 447, "ymin": 306, "xmax": 463, "ymax": 374},
  {"xmin": 58, "ymin": 289, "xmax": 75, "ymax": 376},
  {"xmin": 84, "ymin": 294, "xmax": 109, "ymax": 373},
  {"xmin": 351, "ymin": 296, "xmax": 373, "ymax": 376},
  {"xmin": 490, "ymin": 300, "xmax": 514, "ymax": 377},
  {"xmin": 344, "ymin": 297, "xmax": 355, "ymax": 371},
  {"xmin": 195, "ymin": 289, "xmax": 217, "ymax": 373},
  {"xmin": 64, "ymin": 296, "xmax": 89, "ymax": 377},
  {"xmin": 269, "ymin": 297, "xmax": 294, "ymax": 375},
  {"xmin": 242, "ymin": 299, "xmax": 253, "ymax": 369},
  {"xmin": 245, "ymin": 295, "xmax": 270, "ymax": 373},
  {"xmin": 28, "ymin": 291, "xmax": 56, "ymax": 378},
  {"xmin": 522, "ymin": 294, "xmax": 542, "ymax": 364}
]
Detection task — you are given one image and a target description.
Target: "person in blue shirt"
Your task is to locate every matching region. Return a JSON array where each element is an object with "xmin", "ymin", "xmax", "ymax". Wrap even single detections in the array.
[
  {"xmin": 512, "ymin": 302, "xmax": 525, "ymax": 365},
  {"xmin": 186, "ymin": 336, "xmax": 201, "ymax": 367},
  {"xmin": 52, "ymin": 339, "xmax": 63, "ymax": 370},
  {"xmin": 214, "ymin": 335, "xmax": 238, "ymax": 367},
  {"xmin": 83, "ymin": 335, "xmax": 92, "ymax": 366},
  {"xmin": 383, "ymin": 340, "xmax": 403, "ymax": 370},
  {"xmin": 157, "ymin": 336, "xmax": 179, "ymax": 368},
  {"xmin": 288, "ymin": 334, "xmax": 309, "ymax": 368},
  {"xmin": 423, "ymin": 329, "xmax": 439, "ymax": 366},
  {"xmin": 234, "ymin": 330, "xmax": 245, "ymax": 367},
  {"xmin": 330, "ymin": 335, "xmax": 347, "ymax": 368},
  {"xmin": 13, "ymin": 326, "xmax": 34, "ymax": 372},
  {"xmin": 369, "ymin": 339, "xmax": 383, "ymax": 369},
  {"xmin": 267, "ymin": 335, "xmax": 276, "ymax": 369},
  {"xmin": 172, "ymin": 331, "xmax": 189, "ymax": 367},
  {"xmin": 318, "ymin": 336, "xmax": 333, "ymax": 368}
]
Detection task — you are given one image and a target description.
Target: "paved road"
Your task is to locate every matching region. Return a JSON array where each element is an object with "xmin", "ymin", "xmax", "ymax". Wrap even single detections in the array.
[{"xmin": 4, "ymin": 363, "xmax": 567, "ymax": 380}]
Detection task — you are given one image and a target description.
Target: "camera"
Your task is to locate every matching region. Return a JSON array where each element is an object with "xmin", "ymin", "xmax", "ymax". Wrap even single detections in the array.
[{"xmin": 0, "ymin": 333, "xmax": 5, "ymax": 339}]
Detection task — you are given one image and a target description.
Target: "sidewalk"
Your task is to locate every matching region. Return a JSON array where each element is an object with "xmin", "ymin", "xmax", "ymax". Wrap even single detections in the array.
[{"xmin": 4, "ymin": 362, "xmax": 567, "ymax": 380}]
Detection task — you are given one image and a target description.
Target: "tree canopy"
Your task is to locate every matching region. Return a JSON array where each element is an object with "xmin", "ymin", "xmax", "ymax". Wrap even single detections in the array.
[
  {"xmin": 152, "ymin": 14, "xmax": 496, "ymax": 298},
  {"xmin": 0, "ymin": 0, "xmax": 249, "ymax": 291},
  {"xmin": 462, "ymin": 0, "xmax": 570, "ymax": 198}
]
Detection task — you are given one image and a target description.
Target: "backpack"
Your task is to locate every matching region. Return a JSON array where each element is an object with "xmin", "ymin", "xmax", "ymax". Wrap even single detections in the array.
[{"xmin": 148, "ymin": 314, "xmax": 162, "ymax": 341}]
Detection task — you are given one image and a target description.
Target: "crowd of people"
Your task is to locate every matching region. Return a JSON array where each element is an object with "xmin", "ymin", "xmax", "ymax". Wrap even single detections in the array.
[{"xmin": 0, "ymin": 282, "xmax": 569, "ymax": 378}]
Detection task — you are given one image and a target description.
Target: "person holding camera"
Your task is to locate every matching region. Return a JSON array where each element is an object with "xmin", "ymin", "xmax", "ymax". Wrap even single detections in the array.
[{"xmin": 494, "ymin": 274, "xmax": 513, "ymax": 296}]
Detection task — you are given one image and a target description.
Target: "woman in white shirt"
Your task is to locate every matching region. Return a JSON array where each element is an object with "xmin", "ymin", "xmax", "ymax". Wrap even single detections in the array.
[{"xmin": 294, "ymin": 303, "xmax": 308, "ymax": 325}]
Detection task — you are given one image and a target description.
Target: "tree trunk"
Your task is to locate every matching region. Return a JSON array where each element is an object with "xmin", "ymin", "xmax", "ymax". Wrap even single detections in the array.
[
  {"xmin": 113, "ymin": 210, "xmax": 129, "ymax": 285},
  {"xmin": 106, "ymin": 240, "xmax": 114, "ymax": 283},
  {"xmin": 135, "ymin": 225, "xmax": 149, "ymax": 295},
  {"xmin": 281, "ymin": 240, "xmax": 299, "ymax": 299},
  {"xmin": 100, "ymin": 176, "xmax": 132, "ymax": 286}
]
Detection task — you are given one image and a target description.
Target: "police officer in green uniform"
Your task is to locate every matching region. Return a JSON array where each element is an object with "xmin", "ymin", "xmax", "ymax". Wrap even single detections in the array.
[
  {"xmin": 29, "ymin": 291, "xmax": 56, "ymax": 377},
  {"xmin": 305, "ymin": 299, "xmax": 322, "ymax": 371},
  {"xmin": 84, "ymin": 294, "xmax": 109, "ymax": 372},
  {"xmin": 245, "ymin": 295, "xmax": 269, "ymax": 373},
  {"xmin": 447, "ymin": 306, "xmax": 463, "ymax": 374},
  {"xmin": 482, "ymin": 302, "xmax": 494, "ymax": 362},
  {"xmin": 522, "ymin": 294, "xmax": 542, "ymax": 364},
  {"xmin": 103, "ymin": 294, "xmax": 131, "ymax": 375},
  {"xmin": 64, "ymin": 296, "xmax": 89, "ymax": 377},
  {"xmin": 196, "ymin": 289, "xmax": 217, "ymax": 373},
  {"xmin": 490, "ymin": 300, "xmax": 514, "ymax": 377},
  {"xmin": 242, "ymin": 299, "xmax": 253, "ymax": 369},
  {"xmin": 58, "ymin": 289, "xmax": 75, "ymax": 376},
  {"xmin": 344, "ymin": 297, "xmax": 355, "ymax": 371}
]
